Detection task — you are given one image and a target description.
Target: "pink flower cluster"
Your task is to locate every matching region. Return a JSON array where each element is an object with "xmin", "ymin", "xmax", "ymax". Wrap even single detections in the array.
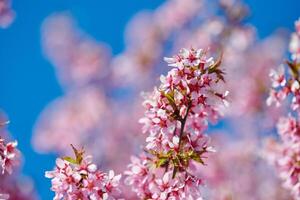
[
  {"xmin": 0, "ymin": 0, "xmax": 14, "ymax": 28},
  {"xmin": 266, "ymin": 18, "xmax": 300, "ymax": 199},
  {"xmin": 0, "ymin": 121, "xmax": 21, "ymax": 199},
  {"xmin": 0, "ymin": 136, "xmax": 19, "ymax": 175},
  {"xmin": 125, "ymin": 155, "xmax": 205, "ymax": 200},
  {"xmin": 45, "ymin": 146, "xmax": 121, "ymax": 200},
  {"xmin": 125, "ymin": 48, "xmax": 228, "ymax": 199},
  {"xmin": 35, "ymin": 1, "xmax": 294, "ymax": 199}
]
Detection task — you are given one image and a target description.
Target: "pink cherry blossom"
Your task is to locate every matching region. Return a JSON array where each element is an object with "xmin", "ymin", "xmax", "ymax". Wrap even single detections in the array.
[
  {"xmin": 270, "ymin": 65, "xmax": 286, "ymax": 88},
  {"xmin": 277, "ymin": 115, "xmax": 300, "ymax": 142},
  {"xmin": 266, "ymin": 17, "xmax": 300, "ymax": 200},
  {"xmin": 46, "ymin": 145, "xmax": 121, "ymax": 200},
  {"xmin": 0, "ymin": 137, "xmax": 20, "ymax": 175},
  {"xmin": 31, "ymin": 1, "xmax": 298, "ymax": 199},
  {"xmin": 278, "ymin": 143, "xmax": 300, "ymax": 198},
  {"xmin": 0, "ymin": 118, "xmax": 37, "ymax": 200},
  {"xmin": 125, "ymin": 48, "xmax": 227, "ymax": 199}
]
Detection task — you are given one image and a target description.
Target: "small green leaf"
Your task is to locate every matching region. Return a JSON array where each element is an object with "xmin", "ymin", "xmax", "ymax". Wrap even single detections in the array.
[
  {"xmin": 162, "ymin": 92, "xmax": 177, "ymax": 110},
  {"xmin": 156, "ymin": 158, "xmax": 168, "ymax": 168},
  {"xmin": 286, "ymin": 60, "xmax": 299, "ymax": 78},
  {"xmin": 191, "ymin": 152, "xmax": 205, "ymax": 165},
  {"xmin": 63, "ymin": 156, "xmax": 77, "ymax": 164},
  {"xmin": 71, "ymin": 144, "xmax": 85, "ymax": 164}
]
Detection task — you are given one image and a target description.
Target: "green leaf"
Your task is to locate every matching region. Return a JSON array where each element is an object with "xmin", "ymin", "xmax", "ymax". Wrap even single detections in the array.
[
  {"xmin": 71, "ymin": 144, "xmax": 85, "ymax": 164},
  {"xmin": 191, "ymin": 152, "xmax": 205, "ymax": 165},
  {"xmin": 63, "ymin": 156, "xmax": 77, "ymax": 164},
  {"xmin": 156, "ymin": 157, "xmax": 168, "ymax": 168},
  {"xmin": 286, "ymin": 60, "xmax": 299, "ymax": 78},
  {"xmin": 162, "ymin": 92, "xmax": 177, "ymax": 110}
]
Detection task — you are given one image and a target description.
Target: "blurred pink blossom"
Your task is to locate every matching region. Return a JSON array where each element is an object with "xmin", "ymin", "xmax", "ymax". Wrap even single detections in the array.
[
  {"xmin": 42, "ymin": 14, "xmax": 111, "ymax": 89},
  {"xmin": 200, "ymin": 135, "xmax": 291, "ymax": 200},
  {"xmin": 33, "ymin": 87, "xmax": 107, "ymax": 156},
  {"xmin": 0, "ymin": 173, "xmax": 38, "ymax": 200},
  {"xmin": 0, "ymin": 0, "xmax": 14, "ymax": 28},
  {"xmin": 0, "ymin": 116, "xmax": 37, "ymax": 200}
]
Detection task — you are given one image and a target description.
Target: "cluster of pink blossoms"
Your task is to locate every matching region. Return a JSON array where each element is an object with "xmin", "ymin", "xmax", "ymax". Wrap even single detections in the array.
[
  {"xmin": 0, "ymin": 121, "xmax": 20, "ymax": 199},
  {"xmin": 46, "ymin": 145, "xmax": 121, "ymax": 200},
  {"xmin": 266, "ymin": 18, "xmax": 300, "ymax": 199},
  {"xmin": 0, "ymin": 123, "xmax": 19, "ymax": 175},
  {"xmin": 0, "ymin": 137, "xmax": 19, "ymax": 175},
  {"xmin": 125, "ymin": 48, "xmax": 228, "ymax": 199}
]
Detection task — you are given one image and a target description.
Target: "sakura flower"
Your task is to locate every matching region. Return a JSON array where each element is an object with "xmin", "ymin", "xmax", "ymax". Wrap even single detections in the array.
[
  {"xmin": 266, "ymin": 17, "xmax": 300, "ymax": 200},
  {"xmin": 126, "ymin": 48, "xmax": 227, "ymax": 199},
  {"xmin": 269, "ymin": 65, "xmax": 286, "ymax": 88},
  {"xmin": 277, "ymin": 116, "xmax": 300, "ymax": 142},
  {"xmin": 266, "ymin": 89, "xmax": 288, "ymax": 107},
  {"xmin": 278, "ymin": 143, "xmax": 300, "ymax": 179},
  {"xmin": 46, "ymin": 145, "xmax": 121, "ymax": 200},
  {"xmin": 124, "ymin": 156, "xmax": 151, "ymax": 199},
  {"xmin": 266, "ymin": 140, "xmax": 300, "ymax": 200},
  {"xmin": 0, "ymin": 138, "xmax": 20, "ymax": 175},
  {"xmin": 0, "ymin": 119, "xmax": 36, "ymax": 199}
]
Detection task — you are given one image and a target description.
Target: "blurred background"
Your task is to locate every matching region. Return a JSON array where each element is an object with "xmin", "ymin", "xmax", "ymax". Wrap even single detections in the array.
[{"xmin": 0, "ymin": 0, "xmax": 300, "ymax": 199}]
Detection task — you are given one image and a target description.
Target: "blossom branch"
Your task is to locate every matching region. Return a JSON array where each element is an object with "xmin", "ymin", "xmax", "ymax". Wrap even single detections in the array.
[
  {"xmin": 125, "ymin": 47, "xmax": 228, "ymax": 199},
  {"xmin": 266, "ymin": 18, "xmax": 300, "ymax": 200}
]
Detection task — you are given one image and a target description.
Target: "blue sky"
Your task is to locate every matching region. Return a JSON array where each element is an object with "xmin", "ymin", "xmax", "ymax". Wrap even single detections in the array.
[{"xmin": 0, "ymin": 0, "xmax": 299, "ymax": 199}]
